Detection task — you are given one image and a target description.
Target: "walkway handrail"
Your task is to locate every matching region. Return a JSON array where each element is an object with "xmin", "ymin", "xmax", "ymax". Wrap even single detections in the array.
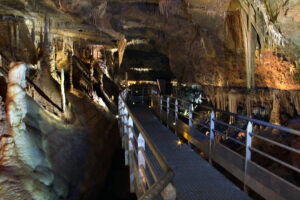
[
  {"xmin": 118, "ymin": 92, "xmax": 175, "ymax": 199},
  {"xmin": 121, "ymin": 95, "xmax": 171, "ymax": 171},
  {"xmin": 166, "ymin": 95, "xmax": 300, "ymax": 136},
  {"xmin": 150, "ymin": 93, "xmax": 300, "ymax": 200}
]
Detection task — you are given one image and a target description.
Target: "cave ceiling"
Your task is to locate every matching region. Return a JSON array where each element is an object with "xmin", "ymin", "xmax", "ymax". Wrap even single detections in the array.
[{"xmin": 1, "ymin": 0, "xmax": 300, "ymax": 88}]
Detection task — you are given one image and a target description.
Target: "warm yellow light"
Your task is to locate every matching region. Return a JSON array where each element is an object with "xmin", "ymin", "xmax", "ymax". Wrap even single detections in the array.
[
  {"xmin": 133, "ymin": 102, "xmax": 135, "ymax": 105},
  {"xmin": 177, "ymin": 140, "xmax": 183, "ymax": 146},
  {"xmin": 148, "ymin": 106, "xmax": 151, "ymax": 109},
  {"xmin": 111, "ymin": 95, "xmax": 114, "ymax": 100}
]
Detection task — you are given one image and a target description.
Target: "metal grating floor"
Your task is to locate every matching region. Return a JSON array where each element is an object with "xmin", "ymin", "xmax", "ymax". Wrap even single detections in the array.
[{"xmin": 131, "ymin": 105, "xmax": 251, "ymax": 200}]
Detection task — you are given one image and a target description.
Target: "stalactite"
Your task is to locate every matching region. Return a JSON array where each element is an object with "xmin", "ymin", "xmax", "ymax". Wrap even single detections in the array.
[
  {"xmin": 10, "ymin": 23, "xmax": 14, "ymax": 51},
  {"xmin": 252, "ymin": 0, "xmax": 287, "ymax": 47},
  {"xmin": 16, "ymin": 24, "xmax": 19, "ymax": 50},
  {"xmin": 69, "ymin": 51, "xmax": 73, "ymax": 92},
  {"xmin": 240, "ymin": 9, "xmax": 253, "ymax": 89},
  {"xmin": 246, "ymin": 95, "xmax": 252, "ymax": 117},
  {"xmin": 44, "ymin": 14, "xmax": 49, "ymax": 47},
  {"xmin": 262, "ymin": 31, "xmax": 265, "ymax": 65},
  {"xmin": 49, "ymin": 46, "xmax": 61, "ymax": 84},
  {"xmin": 270, "ymin": 91, "xmax": 280, "ymax": 125},
  {"xmin": 159, "ymin": 0, "xmax": 171, "ymax": 17},
  {"xmin": 117, "ymin": 37, "xmax": 127, "ymax": 68},
  {"xmin": 31, "ymin": 20, "xmax": 35, "ymax": 43},
  {"xmin": 228, "ymin": 91, "xmax": 237, "ymax": 124}
]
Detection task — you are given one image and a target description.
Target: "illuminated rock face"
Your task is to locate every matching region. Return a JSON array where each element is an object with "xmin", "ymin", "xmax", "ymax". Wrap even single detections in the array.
[
  {"xmin": 53, "ymin": 0, "xmax": 300, "ymax": 89},
  {"xmin": 1, "ymin": 0, "xmax": 299, "ymax": 89},
  {"xmin": 0, "ymin": 61, "xmax": 120, "ymax": 199},
  {"xmin": 4, "ymin": 62, "xmax": 56, "ymax": 199}
]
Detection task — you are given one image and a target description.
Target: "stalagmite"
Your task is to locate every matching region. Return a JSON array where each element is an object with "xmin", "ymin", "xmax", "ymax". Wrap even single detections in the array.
[
  {"xmin": 246, "ymin": 95, "xmax": 252, "ymax": 117},
  {"xmin": 44, "ymin": 14, "xmax": 49, "ymax": 47},
  {"xmin": 117, "ymin": 37, "xmax": 127, "ymax": 68},
  {"xmin": 10, "ymin": 23, "xmax": 14, "ymax": 50},
  {"xmin": 69, "ymin": 50, "xmax": 74, "ymax": 92},
  {"xmin": 6, "ymin": 62, "xmax": 44, "ymax": 169},
  {"xmin": 31, "ymin": 20, "xmax": 35, "ymax": 43},
  {"xmin": 270, "ymin": 91, "xmax": 280, "ymax": 125},
  {"xmin": 228, "ymin": 90, "xmax": 237, "ymax": 124},
  {"xmin": 50, "ymin": 46, "xmax": 61, "ymax": 83},
  {"xmin": 16, "ymin": 24, "xmax": 19, "ymax": 50},
  {"xmin": 61, "ymin": 68, "xmax": 66, "ymax": 112}
]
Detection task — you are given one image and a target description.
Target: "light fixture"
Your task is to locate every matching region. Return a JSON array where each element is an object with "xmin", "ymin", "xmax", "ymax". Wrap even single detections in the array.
[{"xmin": 177, "ymin": 140, "xmax": 183, "ymax": 146}]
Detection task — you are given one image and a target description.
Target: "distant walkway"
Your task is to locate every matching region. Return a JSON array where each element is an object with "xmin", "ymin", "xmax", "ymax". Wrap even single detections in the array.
[{"xmin": 131, "ymin": 105, "xmax": 250, "ymax": 200}]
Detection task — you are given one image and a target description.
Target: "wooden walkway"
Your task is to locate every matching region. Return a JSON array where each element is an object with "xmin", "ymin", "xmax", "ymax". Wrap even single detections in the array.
[{"xmin": 131, "ymin": 105, "xmax": 251, "ymax": 200}]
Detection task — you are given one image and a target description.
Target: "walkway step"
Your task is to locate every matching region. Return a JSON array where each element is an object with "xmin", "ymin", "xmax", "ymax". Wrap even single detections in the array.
[{"xmin": 131, "ymin": 105, "xmax": 251, "ymax": 200}]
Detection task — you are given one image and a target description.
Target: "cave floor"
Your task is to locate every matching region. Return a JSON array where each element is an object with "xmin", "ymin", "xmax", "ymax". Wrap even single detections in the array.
[{"xmin": 131, "ymin": 105, "xmax": 250, "ymax": 200}]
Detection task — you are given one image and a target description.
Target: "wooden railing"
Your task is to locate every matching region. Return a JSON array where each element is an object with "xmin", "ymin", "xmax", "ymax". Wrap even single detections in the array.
[
  {"xmin": 150, "ymin": 94, "xmax": 300, "ymax": 200},
  {"xmin": 118, "ymin": 90, "xmax": 175, "ymax": 200}
]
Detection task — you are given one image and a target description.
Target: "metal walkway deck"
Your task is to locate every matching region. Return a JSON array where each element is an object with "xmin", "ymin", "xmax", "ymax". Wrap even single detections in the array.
[{"xmin": 131, "ymin": 105, "xmax": 250, "ymax": 200}]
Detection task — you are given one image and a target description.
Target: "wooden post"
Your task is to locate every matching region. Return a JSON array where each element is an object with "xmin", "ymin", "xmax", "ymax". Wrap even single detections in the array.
[
  {"xmin": 138, "ymin": 133, "xmax": 146, "ymax": 190},
  {"xmin": 142, "ymin": 88, "xmax": 144, "ymax": 104},
  {"xmin": 244, "ymin": 121, "xmax": 253, "ymax": 193},
  {"xmin": 167, "ymin": 97, "xmax": 170, "ymax": 128},
  {"xmin": 162, "ymin": 183, "xmax": 177, "ymax": 200},
  {"xmin": 160, "ymin": 95, "xmax": 163, "ymax": 122},
  {"xmin": 123, "ymin": 108, "xmax": 129, "ymax": 153},
  {"xmin": 122, "ymin": 102, "xmax": 127, "ymax": 149},
  {"xmin": 209, "ymin": 112, "xmax": 215, "ymax": 165},
  {"xmin": 188, "ymin": 104, "xmax": 193, "ymax": 147},
  {"xmin": 175, "ymin": 99, "xmax": 178, "ymax": 136},
  {"xmin": 125, "ymin": 116, "xmax": 133, "ymax": 166},
  {"xmin": 118, "ymin": 95, "xmax": 122, "ymax": 135},
  {"xmin": 128, "ymin": 117, "xmax": 135, "ymax": 193},
  {"xmin": 150, "ymin": 91, "xmax": 154, "ymax": 108}
]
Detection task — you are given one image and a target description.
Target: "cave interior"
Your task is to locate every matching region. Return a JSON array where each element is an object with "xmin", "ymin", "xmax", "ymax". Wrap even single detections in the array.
[{"xmin": 0, "ymin": 0, "xmax": 300, "ymax": 200}]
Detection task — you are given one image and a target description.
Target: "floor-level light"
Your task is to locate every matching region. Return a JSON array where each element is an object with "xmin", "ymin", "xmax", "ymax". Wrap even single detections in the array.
[{"xmin": 177, "ymin": 140, "xmax": 183, "ymax": 146}]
